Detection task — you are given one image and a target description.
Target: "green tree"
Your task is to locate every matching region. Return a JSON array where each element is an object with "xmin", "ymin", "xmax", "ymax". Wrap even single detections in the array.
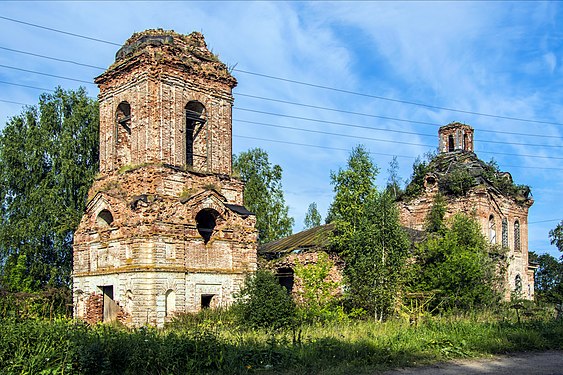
[
  {"xmin": 409, "ymin": 214, "xmax": 503, "ymax": 311},
  {"xmin": 0, "ymin": 88, "xmax": 99, "ymax": 292},
  {"xmin": 329, "ymin": 146, "xmax": 410, "ymax": 320},
  {"xmin": 327, "ymin": 145, "xmax": 378, "ymax": 245},
  {"xmin": 549, "ymin": 220, "xmax": 563, "ymax": 253},
  {"xmin": 386, "ymin": 156, "xmax": 403, "ymax": 200},
  {"xmin": 233, "ymin": 148, "xmax": 293, "ymax": 244},
  {"xmin": 233, "ymin": 269, "xmax": 295, "ymax": 330},
  {"xmin": 440, "ymin": 167, "xmax": 473, "ymax": 196},
  {"xmin": 294, "ymin": 252, "xmax": 342, "ymax": 322},
  {"xmin": 532, "ymin": 252, "xmax": 563, "ymax": 303},
  {"xmin": 426, "ymin": 193, "xmax": 447, "ymax": 234},
  {"xmin": 303, "ymin": 202, "xmax": 322, "ymax": 229}
]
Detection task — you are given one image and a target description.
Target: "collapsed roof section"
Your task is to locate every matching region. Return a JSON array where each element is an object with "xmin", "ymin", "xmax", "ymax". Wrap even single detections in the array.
[{"xmin": 96, "ymin": 29, "xmax": 237, "ymax": 88}]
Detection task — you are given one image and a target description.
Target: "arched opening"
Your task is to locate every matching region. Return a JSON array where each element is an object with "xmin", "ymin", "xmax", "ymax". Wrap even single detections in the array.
[
  {"xmin": 425, "ymin": 175, "xmax": 436, "ymax": 187},
  {"xmin": 116, "ymin": 101, "xmax": 132, "ymax": 165},
  {"xmin": 195, "ymin": 208, "xmax": 218, "ymax": 244},
  {"xmin": 201, "ymin": 294, "xmax": 215, "ymax": 309},
  {"xmin": 514, "ymin": 220, "xmax": 521, "ymax": 252},
  {"xmin": 463, "ymin": 133, "xmax": 468, "ymax": 151},
  {"xmin": 448, "ymin": 135, "xmax": 455, "ymax": 152},
  {"xmin": 514, "ymin": 274, "xmax": 522, "ymax": 295},
  {"xmin": 502, "ymin": 218, "xmax": 508, "ymax": 248},
  {"xmin": 185, "ymin": 101, "xmax": 206, "ymax": 167},
  {"xmin": 489, "ymin": 215, "xmax": 496, "ymax": 244},
  {"xmin": 96, "ymin": 209, "xmax": 114, "ymax": 227},
  {"xmin": 276, "ymin": 267, "xmax": 295, "ymax": 294},
  {"xmin": 165, "ymin": 289, "xmax": 176, "ymax": 317}
]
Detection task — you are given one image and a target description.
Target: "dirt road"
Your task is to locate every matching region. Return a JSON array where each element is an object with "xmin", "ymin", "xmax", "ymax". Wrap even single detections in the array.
[{"xmin": 383, "ymin": 351, "xmax": 563, "ymax": 375}]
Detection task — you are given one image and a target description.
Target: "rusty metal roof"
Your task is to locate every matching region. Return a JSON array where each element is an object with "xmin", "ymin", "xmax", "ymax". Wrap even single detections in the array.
[{"xmin": 258, "ymin": 223, "xmax": 335, "ymax": 255}]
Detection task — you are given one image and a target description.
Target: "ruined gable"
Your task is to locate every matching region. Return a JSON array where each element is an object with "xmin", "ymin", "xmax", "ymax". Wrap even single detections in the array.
[{"xmin": 73, "ymin": 30, "xmax": 257, "ymax": 327}]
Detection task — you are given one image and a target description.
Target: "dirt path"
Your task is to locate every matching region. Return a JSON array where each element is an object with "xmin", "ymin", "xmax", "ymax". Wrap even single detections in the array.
[{"xmin": 382, "ymin": 351, "xmax": 563, "ymax": 375}]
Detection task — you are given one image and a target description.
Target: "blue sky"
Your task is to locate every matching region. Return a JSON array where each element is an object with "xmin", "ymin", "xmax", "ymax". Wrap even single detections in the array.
[{"xmin": 0, "ymin": 1, "xmax": 562, "ymax": 258}]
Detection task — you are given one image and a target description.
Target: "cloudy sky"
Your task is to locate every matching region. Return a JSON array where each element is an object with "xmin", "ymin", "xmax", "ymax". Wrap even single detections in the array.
[{"xmin": 1, "ymin": 1, "xmax": 562, "ymax": 257}]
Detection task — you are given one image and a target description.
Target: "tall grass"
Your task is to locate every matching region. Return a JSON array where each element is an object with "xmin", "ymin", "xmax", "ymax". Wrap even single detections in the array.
[{"xmin": 1, "ymin": 306, "xmax": 561, "ymax": 374}]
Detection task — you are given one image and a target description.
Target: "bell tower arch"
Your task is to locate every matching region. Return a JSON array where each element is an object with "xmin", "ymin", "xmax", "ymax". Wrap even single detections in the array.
[{"xmin": 95, "ymin": 30, "xmax": 237, "ymax": 175}]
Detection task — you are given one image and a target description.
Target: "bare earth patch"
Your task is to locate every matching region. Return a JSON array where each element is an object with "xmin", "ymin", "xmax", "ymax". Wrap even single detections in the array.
[{"xmin": 382, "ymin": 351, "xmax": 563, "ymax": 375}]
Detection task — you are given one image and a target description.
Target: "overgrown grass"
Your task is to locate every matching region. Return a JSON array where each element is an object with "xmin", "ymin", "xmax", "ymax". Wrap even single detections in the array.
[{"xmin": 1, "ymin": 306, "xmax": 561, "ymax": 374}]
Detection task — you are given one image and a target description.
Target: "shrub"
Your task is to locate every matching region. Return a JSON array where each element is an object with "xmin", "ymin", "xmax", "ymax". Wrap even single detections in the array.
[
  {"xmin": 233, "ymin": 270, "xmax": 296, "ymax": 330},
  {"xmin": 408, "ymin": 214, "xmax": 504, "ymax": 311}
]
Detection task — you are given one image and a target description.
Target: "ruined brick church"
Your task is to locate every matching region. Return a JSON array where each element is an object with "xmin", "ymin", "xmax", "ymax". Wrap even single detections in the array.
[
  {"xmin": 398, "ymin": 122, "xmax": 536, "ymax": 300},
  {"xmin": 261, "ymin": 123, "xmax": 536, "ymax": 302},
  {"xmin": 73, "ymin": 30, "xmax": 257, "ymax": 326}
]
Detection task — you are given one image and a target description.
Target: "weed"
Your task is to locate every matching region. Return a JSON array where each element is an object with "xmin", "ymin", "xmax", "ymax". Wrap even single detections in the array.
[{"xmin": 1, "ymin": 307, "xmax": 562, "ymax": 374}]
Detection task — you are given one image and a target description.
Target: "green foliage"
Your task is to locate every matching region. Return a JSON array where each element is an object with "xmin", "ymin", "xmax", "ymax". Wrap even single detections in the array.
[
  {"xmin": 409, "ymin": 214, "xmax": 505, "ymax": 311},
  {"xmin": 549, "ymin": 220, "xmax": 563, "ymax": 253},
  {"xmin": 327, "ymin": 145, "xmax": 379, "ymax": 243},
  {"xmin": 342, "ymin": 191, "xmax": 411, "ymax": 320},
  {"xmin": 386, "ymin": 156, "xmax": 403, "ymax": 200},
  {"xmin": 403, "ymin": 154, "xmax": 531, "ymax": 202},
  {"xmin": 294, "ymin": 253, "xmax": 344, "ymax": 323},
  {"xmin": 303, "ymin": 202, "xmax": 322, "ymax": 229},
  {"xmin": 233, "ymin": 270, "xmax": 296, "ymax": 330},
  {"xmin": 1, "ymin": 310, "xmax": 562, "ymax": 375},
  {"xmin": 0, "ymin": 319, "xmax": 228, "ymax": 374},
  {"xmin": 483, "ymin": 159, "xmax": 532, "ymax": 201},
  {"xmin": 0, "ymin": 286, "xmax": 71, "ymax": 320},
  {"xmin": 533, "ymin": 252, "xmax": 563, "ymax": 303},
  {"xmin": 329, "ymin": 146, "xmax": 410, "ymax": 320},
  {"xmin": 233, "ymin": 148, "xmax": 294, "ymax": 244},
  {"xmin": 0, "ymin": 87, "xmax": 99, "ymax": 291},
  {"xmin": 403, "ymin": 155, "xmax": 431, "ymax": 198},
  {"xmin": 439, "ymin": 167, "xmax": 473, "ymax": 196},
  {"xmin": 426, "ymin": 193, "xmax": 447, "ymax": 234}
]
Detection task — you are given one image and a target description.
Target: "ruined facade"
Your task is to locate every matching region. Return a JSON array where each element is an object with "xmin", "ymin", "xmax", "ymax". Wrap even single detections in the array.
[
  {"xmin": 259, "ymin": 224, "xmax": 344, "ymax": 302},
  {"xmin": 399, "ymin": 122, "xmax": 535, "ymax": 300},
  {"xmin": 73, "ymin": 30, "xmax": 257, "ymax": 326}
]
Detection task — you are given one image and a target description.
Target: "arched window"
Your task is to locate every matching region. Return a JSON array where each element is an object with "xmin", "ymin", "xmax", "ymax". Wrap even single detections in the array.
[
  {"xmin": 514, "ymin": 274, "xmax": 522, "ymax": 295},
  {"xmin": 116, "ymin": 101, "xmax": 132, "ymax": 164},
  {"xmin": 502, "ymin": 218, "xmax": 508, "ymax": 248},
  {"xmin": 463, "ymin": 133, "xmax": 468, "ymax": 151},
  {"xmin": 489, "ymin": 215, "xmax": 496, "ymax": 244},
  {"xmin": 195, "ymin": 208, "xmax": 218, "ymax": 244},
  {"xmin": 448, "ymin": 134, "xmax": 455, "ymax": 152},
  {"xmin": 185, "ymin": 101, "xmax": 206, "ymax": 167},
  {"xmin": 514, "ymin": 220, "xmax": 521, "ymax": 252},
  {"xmin": 97, "ymin": 209, "xmax": 114, "ymax": 227},
  {"xmin": 165, "ymin": 289, "xmax": 176, "ymax": 317},
  {"xmin": 116, "ymin": 102, "xmax": 131, "ymax": 134}
]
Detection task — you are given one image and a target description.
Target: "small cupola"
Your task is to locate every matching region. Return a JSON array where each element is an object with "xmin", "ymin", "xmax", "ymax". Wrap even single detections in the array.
[{"xmin": 438, "ymin": 122, "xmax": 474, "ymax": 153}]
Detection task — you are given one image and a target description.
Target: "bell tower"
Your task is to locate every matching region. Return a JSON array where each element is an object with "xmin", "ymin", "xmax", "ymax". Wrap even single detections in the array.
[
  {"xmin": 95, "ymin": 30, "xmax": 235, "ymax": 175},
  {"xmin": 73, "ymin": 30, "xmax": 257, "ymax": 327},
  {"xmin": 438, "ymin": 122, "xmax": 474, "ymax": 153}
]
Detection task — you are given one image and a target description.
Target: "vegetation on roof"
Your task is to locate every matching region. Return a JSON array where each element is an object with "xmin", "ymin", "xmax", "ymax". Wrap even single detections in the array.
[{"xmin": 402, "ymin": 150, "xmax": 532, "ymax": 203}]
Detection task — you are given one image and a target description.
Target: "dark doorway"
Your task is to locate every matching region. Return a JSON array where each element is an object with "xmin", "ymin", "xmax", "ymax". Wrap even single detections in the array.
[
  {"xmin": 201, "ymin": 294, "xmax": 215, "ymax": 309},
  {"xmin": 276, "ymin": 267, "xmax": 295, "ymax": 294},
  {"xmin": 448, "ymin": 135, "xmax": 455, "ymax": 152}
]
